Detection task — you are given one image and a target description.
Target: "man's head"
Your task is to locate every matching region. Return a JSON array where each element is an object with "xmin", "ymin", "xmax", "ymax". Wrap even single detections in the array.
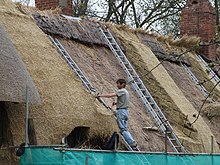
[{"xmin": 116, "ymin": 79, "xmax": 126, "ymax": 89}]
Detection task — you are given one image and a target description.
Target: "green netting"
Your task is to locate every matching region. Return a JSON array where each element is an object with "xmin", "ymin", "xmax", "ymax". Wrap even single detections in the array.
[{"xmin": 20, "ymin": 147, "xmax": 220, "ymax": 165}]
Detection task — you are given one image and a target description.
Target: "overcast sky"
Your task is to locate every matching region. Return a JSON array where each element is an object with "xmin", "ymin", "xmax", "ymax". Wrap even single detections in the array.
[{"xmin": 12, "ymin": 0, "xmax": 35, "ymax": 6}]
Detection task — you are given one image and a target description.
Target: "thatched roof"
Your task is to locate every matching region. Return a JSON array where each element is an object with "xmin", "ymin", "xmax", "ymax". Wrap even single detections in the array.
[
  {"xmin": 0, "ymin": 25, "xmax": 41, "ymax": 104},
  {"xmin": 109, "ymin": 26, "xmax": 219, "ymax": 152},
  {"xmin": 32, "ymin": 13, "xmax": 108, "ymax": 46},
  {"xmin": 141, "ymin": 38, "xmax": 190, "ymax": 66},
  {"xmin": 0, "ymin": 2, "xmax": 118, "ymax": 154}
]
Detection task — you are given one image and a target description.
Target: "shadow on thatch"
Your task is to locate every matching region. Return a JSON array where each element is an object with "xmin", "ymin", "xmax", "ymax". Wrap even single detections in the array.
[
  {"xmin": 65, "ymin": 126, "xmax": 111, "ymax": 150},
  {"xmin": 66, "ymin": 126, "xmax": 90, "ymax": 148},
  {"xmin": 140, "ymin": 36, "xmax": 190, "ymax": 66},
  {"xmin": 0, "ymin": 25, "xmax": 41, "ymax": 104}
]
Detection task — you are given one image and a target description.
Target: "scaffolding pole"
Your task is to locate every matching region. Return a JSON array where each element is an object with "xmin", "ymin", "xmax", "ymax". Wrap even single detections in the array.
[{"xmin": 25, "ymin": 86, "xmax": 29, "ymax": 147}]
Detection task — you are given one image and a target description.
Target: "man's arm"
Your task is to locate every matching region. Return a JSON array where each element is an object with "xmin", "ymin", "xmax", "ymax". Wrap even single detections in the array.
[{"xmin": 97, "ymin": 93, "xmax": 117, "ymax": 98}]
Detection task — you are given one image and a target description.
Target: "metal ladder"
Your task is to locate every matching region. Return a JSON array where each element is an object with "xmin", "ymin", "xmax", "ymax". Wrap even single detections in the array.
[
  {"xmin": 181, "ymin": 62, "xmax": 210, "ymax": 98},
  {"xmin": 99, "ymin": 27, "xmax": 186, "ymax": 153},
  {"xmin": 49, "ymin": 36, "xmax": 96, "ymax": 94},
  {"xmin": 49, "ymin": 36, "xmax": 137, "ymax": 151},
  {"xmin": 197, "ymin": 55, "xmax": 220, "ymax": 84}
]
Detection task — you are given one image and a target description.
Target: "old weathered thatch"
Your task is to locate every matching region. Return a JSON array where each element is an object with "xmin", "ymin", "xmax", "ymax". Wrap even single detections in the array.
[
  {"xmin": 141, "ymin": 37, "xmax": 190, "ymax": 66},
  {"xmin": 0, "ymin": 25, "xmax": 41, "ymax": 104},
  {"xmin": 217, "ymin": 47, "xmax": 220, "ymax": 56},
  {"xmin": 32, "ymin": 12, "xmax": 108, "ymax": 46},
  {"xmin": 188, "ymin": 54, "xmax": 220, "ymax": 100},
  {"xmin": 162, "ymin": 61, "xmax": 205, "ymax": 111}
]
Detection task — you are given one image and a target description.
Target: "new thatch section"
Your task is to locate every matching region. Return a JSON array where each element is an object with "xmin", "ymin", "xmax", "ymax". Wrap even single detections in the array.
[
  {"xmin": 107, "ymin": 25, "xmax": 219, "ymax": 153},
  {"xmin": 0, "ymin": 25, "xmax": 40, "ymax": 104},
  {"xmin": 0, "ymin": 2, "xmax": 118, "ymax": 164}
]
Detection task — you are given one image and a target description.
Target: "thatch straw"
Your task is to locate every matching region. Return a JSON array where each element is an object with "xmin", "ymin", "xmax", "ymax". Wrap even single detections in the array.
[
  {"xmin": 32, "ymin": 13, "xmax": 107, "ymax": 46},
  {"xmin": 203, "ymin": 104, "xmax": 220, "ymax": 117},
  {"xmin": 137, "ymin": 33, "xmax": 190, "ymax": 65},
  {"xmin": 0, "ymin": 0, "xmax": 16, "ymax": 11},
  {"xmin": 0, "ymin": 25, "xmax": 41, "ymax": 104},
  {"xmin": 154, "ymin": 33, "xmax": 200, "ymax": 49},
  {"xmin": 109, "ymin": 26, "xmax": 219, "ymax": 153},
  {"xmin": 173, "ymin": 35, "xmax": 201, "ymax": 48},
  {"xmin": 187, "ymin": 54, "xmax": 220, "ymax": 100},
  {"xmin": 58, "ymin": 38, "xmax": 165, "ymax": 152},
  {"xmin": 217, "ymin": 47, "xmax": 220, "ymax": 56},
  {"xmin": 0, "ymin": 2, "xmax": 118, "ymax": 152}
]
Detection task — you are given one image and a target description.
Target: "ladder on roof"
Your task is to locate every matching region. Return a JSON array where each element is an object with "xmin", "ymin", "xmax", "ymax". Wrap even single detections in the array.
[
  {"xmin": 49, "ymin": 35, "xmax": 137, "ymax": 151},
  {"xmin": 49, "ymin": 36, "xmax": 96, "ymax": 94},
  {"xmin": 197, "ymin": 55, "xmax": 220, "ymax": 84},
  {"xmin": 181, "ymin": 62, "xmax": 210, "ymax": 98},
  {"xmin": 99, "ymin": 27, "xmax": 186, "ymax": 153}
]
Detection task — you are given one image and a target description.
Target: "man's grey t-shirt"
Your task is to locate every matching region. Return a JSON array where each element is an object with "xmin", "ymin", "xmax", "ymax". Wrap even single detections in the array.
[{"xmin": 116, "ymin": 88, "xmax": 129, "ymax": 109}]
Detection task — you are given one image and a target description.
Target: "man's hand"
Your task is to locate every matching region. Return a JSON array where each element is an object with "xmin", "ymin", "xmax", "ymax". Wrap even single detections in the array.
[
  {"xmin": 112, "ymin": 101, "xmax": 117, "ymax": 106},
  {"xmin": 95, "ymin": 93, "xmax": 100, "ymax": 98}
]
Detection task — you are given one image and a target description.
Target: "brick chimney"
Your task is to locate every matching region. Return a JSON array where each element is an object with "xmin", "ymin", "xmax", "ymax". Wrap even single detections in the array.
[
  {"xmin": 180, "ymin": 0, "xmax": 217, "ymax": 60},
  {"xmin": 35, "ymin": 0, "xmax": 73, "ymax": 16}
]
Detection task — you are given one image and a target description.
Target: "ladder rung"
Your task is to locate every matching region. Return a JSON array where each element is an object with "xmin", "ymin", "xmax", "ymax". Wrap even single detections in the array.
[
  {"xmin": 145, "ymin": 95, "xmax": 150, "ymax": 98},
  {"xmin": 166, "ymin": 131, "xmax": 172, "ymax": 134}
]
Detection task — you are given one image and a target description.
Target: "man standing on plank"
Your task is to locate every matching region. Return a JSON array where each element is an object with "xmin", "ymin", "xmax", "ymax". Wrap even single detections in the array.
[{"xmin": 97, "ymin": 79, "xmax": 137, "ymax": 148}]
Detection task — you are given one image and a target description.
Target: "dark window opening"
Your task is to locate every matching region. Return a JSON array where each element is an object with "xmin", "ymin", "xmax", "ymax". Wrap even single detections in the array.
[
  {"xmin": 0, "ymin": 102, "xmax": 13, "ymax": 147},
  {"xmin": 0, "ymin": 102, "xmax": 5, "ymax": 147},
  {"xmin": 28, "ymin": 118, "xmax": 37, "ymax": 145},
  {"xmin": 64, "ymin": 127, "xmax": 115, "ymax": 149},
  {"xmin": 66, "ymin": 126, "xmax": 90, "ymax": 148},
  {"xmin": 192, "ymin": 1, "xmax": 198, "ymax": 5}
]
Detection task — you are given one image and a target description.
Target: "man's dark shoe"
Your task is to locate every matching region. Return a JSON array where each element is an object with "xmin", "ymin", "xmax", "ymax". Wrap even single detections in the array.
[{"xmin": 130, "ymin": 141, "xmax": 137, "ymax": 148}]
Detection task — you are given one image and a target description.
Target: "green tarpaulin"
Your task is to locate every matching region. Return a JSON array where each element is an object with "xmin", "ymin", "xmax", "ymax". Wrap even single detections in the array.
[{"xmin": 20, "ymin": 147, "xmax": 220, "ymax": 165}]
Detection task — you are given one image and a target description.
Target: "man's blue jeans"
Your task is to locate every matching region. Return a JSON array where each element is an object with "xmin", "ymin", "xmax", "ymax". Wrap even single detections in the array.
[{"xmin": 116, "ymin": 108, "xmax": 134, "ymax": 145}]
